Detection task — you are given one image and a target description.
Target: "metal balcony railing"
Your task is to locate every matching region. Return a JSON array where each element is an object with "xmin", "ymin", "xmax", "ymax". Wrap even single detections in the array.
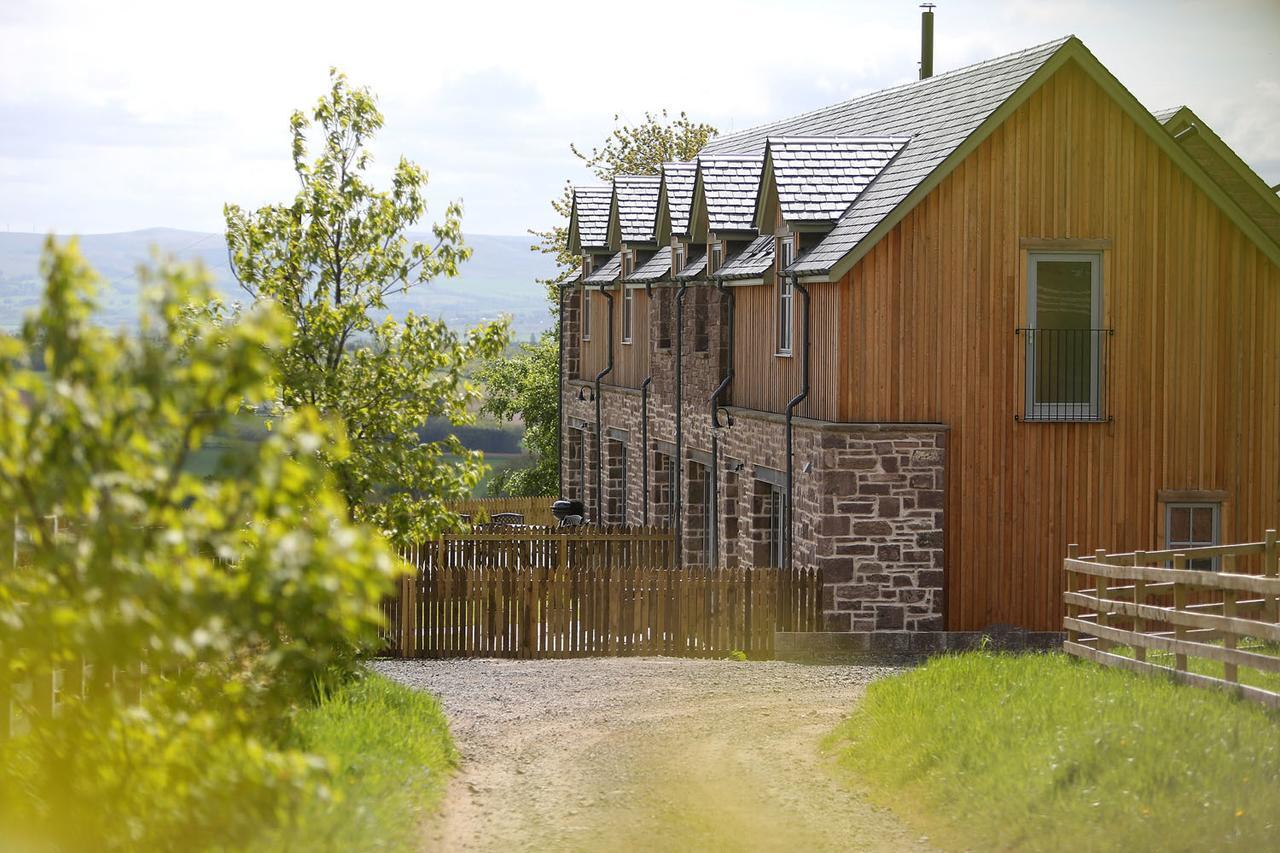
[{"xmin": 1016, "ymin": 328, "xmax": 1113, "ymax": 422}]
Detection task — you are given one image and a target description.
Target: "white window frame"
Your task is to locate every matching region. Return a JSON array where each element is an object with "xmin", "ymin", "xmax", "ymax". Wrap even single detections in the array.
[
  {"xmin": 1025, "ymin": 251, "xmax": 1103, "ymax": 421},
  {"xmin": 621, "ymin": 285, "xmax": 634, "ymax": 344},
  {"xmin": 776, "ymin": 236, "xmax": 795, "ymax": 356},
  {"xmin": 710, "ymin": 242, "xmax": 722, "ymax": 274},
  {"xmin": 581, "ymin": 287, "xmax": 591, "ymax": 341},
  {"xmin": 622, "ymin": 250, "xmax": 633, "ymax": 279},
  {"xmin": 674, "ymin": 245, "xmax": 686, "ymax": 276},
  {"xmin": 1165, "ymin": 502, "xmax": 1221, "ymax": 571}
]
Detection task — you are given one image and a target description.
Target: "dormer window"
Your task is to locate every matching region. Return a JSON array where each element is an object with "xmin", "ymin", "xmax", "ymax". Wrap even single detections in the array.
[
  {"xmin": 776, "ymin": 236, "xmax": 795, "ymax": 355},
  {"xmin": 674, "ymin": 245, "xmax": 686, "ymax": 276},
  {"xmin": 583, "ymin": 255, "xmax": 594, "ymax": 276},
  {"xmin": 622, "ymin": 251, "xmax": 633, "ymax": 279},
  {"xmin": 710, "ymin": 242, "xmax": 723, "ymax": 274}
]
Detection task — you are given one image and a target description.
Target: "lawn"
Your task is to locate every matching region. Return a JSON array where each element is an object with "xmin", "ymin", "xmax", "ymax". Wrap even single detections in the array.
[
  {"xmin": 827, "ymin": 652, "xmax": 1280, "ymax": 852},
  {"xmin": 256, "ymin": 673, "xmax": 456, "ymax": 851}
]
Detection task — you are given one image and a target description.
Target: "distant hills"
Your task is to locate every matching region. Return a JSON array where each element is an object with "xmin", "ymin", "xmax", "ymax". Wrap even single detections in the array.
[{"xmin": 0, "ymin": 228, "xmax": 557, "ymax": 339}]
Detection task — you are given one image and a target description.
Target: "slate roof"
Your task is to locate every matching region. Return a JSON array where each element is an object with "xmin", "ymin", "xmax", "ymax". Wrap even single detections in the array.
[
  {"xmin": 696, "ymin": 155, "xmax": 765, "ymax": 233},
  {"xmin": 765, "ymin": 136, "xmax": 908, "ymax": 225},
  {"xmin": 614, "ymin": 175, "xmax": 662, "ymax": 244},
  {"xmin": 570, "ymin": 185, "xmax": 612, "ymax": 251},
  {"xmin": 627, "ymin": 246, "xmax": 673, "ymax": 283},
  {"xmin": 661, "ymin": 161, "xmax": 697, "ymax": 235},
  {"xmin": 674, "ymin": 248, "xmax": 708, "ymax": 281},
  {"xmin": 583, "ymin": 252, "xmax": 622, "ymax": 285},
  {"xmin": 700, "ymin": 37, "xmax": 1071, "ymax": 275},
  {"xmin": 715, "ymin": 235, "xmax": 776, "ymax": 280}
]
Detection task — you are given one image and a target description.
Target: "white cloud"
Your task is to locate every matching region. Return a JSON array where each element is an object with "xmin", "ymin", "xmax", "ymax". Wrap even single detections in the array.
[{"xmin": 0, "ymin": 0, "xmax": 1277, "ymax": 235}]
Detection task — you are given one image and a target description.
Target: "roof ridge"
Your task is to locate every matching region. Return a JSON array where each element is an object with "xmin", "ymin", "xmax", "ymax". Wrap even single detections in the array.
[
  {"xmin": 768, "ymin": 134, "xmax": 913, "ymax": 143},
  {"xmin": 709, "ymin": 35, "xmax": 1072, "ymax": 150}
]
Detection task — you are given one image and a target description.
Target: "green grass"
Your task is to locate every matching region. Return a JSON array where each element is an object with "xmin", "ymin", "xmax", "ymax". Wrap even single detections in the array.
[
  {"xmin": 827, "ymin": 652, "xmax": 1280, "ymax": 852},
  {"xmin": 261, "ymin": 673, "xmax": 456, "ymax": 852},
  {"xmin": 1107, "ymin": 641, "xmax": 1280, "ymax": 692}
]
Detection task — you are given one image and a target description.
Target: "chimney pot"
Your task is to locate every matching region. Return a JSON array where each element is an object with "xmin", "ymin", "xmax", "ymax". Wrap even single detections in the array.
[{"xmin": 920, "ymin": 3, "xmax": 935, "ymax": 80}]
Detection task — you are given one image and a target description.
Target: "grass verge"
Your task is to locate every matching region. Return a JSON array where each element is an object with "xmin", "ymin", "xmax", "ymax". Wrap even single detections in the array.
[
  {"xmin": 827, "ymin": 652, "xmax": 1280, "ymax": 852},
  {"xmin": 260, "ymin": 673, "xmax": 456, "ymax": 851}
]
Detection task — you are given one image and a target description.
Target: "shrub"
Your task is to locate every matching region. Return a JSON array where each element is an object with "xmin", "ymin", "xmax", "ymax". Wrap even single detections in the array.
[{"xmin": 0, "ymin": 241, "xmax": 399, "ymax": 850}]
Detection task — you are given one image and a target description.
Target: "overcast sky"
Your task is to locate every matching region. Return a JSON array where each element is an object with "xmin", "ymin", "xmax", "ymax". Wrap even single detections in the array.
[{"xmin": 1, "ymin": 0, "xmax": 1277, "ymax": 237}]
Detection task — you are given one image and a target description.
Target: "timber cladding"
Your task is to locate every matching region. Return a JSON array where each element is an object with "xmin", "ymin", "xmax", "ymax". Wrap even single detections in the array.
[{"xmin": 830, "ymin": 60, "xmax": 1280, "ymax": 630}]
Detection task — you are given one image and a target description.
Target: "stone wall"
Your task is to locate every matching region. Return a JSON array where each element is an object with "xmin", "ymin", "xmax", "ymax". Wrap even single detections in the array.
[{"xmin": 559, "ymin": 281, "xmax": 948, "ymax": 632}]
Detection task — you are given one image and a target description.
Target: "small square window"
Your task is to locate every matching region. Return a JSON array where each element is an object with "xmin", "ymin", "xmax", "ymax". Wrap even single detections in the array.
[{"xmin": 1165, "ymin": 502, "xmax": 1220, "ymax": 570}]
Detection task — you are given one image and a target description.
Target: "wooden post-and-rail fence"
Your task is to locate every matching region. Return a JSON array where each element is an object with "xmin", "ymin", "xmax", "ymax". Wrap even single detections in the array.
[
  {"xmin": 1063, "ymin": 530, "xmax": 1280, "ymax": 709},
  {"xmin": 382, "ymin": 526, "xmax": 823, "ymax": 660}
]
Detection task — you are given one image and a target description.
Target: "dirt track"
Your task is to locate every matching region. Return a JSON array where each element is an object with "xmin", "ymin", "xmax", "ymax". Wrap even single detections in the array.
[{"xmin": 373, "ymin": 657, "xmax": 935, "ymax": 853}]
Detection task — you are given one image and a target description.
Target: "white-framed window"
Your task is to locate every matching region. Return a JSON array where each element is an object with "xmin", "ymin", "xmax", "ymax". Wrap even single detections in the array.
[
  {"xmin": 1024, "ymin": 252, "xmax": 1103, "ymax": 421},
  {"xmin": 622, "ymin": 285, "xmax": 634, "ymax": 344},
  {"xmin": 673, "ymin": 245, "xmax": 685, "ymax": 277},
  {"xmin": 622, "ymin": 250, "xmax": 633, "ymax": 279},
  {"xmin": 1166, "ymin": 502, "xmax": 1220, "ymax": 570},
  {"xmin": 710, "ymin": 242, "xmax": 722, "ymax": 274},
  {"xmin": 581, "ymin": 287, "xmax": 591, "ymax": 340},
  {"xmin": 776, "ymin": 236, "xmax": 795, "ymax": 355}
]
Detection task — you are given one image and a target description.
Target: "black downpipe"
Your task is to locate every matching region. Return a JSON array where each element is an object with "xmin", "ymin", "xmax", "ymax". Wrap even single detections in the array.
[
  {"xmin": 594, "ymin": 282, "xmax": 615, "ymax": 523},
  {"xmin": 640, "ymin": 281, "xmax": 655, "ymax": 525},
  {"xmin": 674, "ymin": 281, "xmax": 690, "ymax": 567},
  {"xmin": 557, "ymin": 283, "xmax": 568, "ymax": 497},
  {"xmin": 708, "ymin": 275, "xmax": 734, "ymax": 567},
  {"xmin": 783, "ymin": 277, "xmax": 811, "ymax": 570}
]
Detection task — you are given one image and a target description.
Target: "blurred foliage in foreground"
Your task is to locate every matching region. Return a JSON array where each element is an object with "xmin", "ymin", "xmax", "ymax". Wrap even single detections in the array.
[{"xmin": 0, "ymin": 240, "xmax": 399, "ymax": 850}]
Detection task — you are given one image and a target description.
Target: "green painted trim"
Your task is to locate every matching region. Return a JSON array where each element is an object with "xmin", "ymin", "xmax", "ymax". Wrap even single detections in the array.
[{"xmin": 1165, "ymin": 106, "xmax": 1280, "ymax": 224}]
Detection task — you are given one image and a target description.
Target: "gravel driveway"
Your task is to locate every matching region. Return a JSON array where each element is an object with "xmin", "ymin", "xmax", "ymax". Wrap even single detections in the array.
[{"xmin": 372, "ymin": 657, "xmax": 936, "ymax": 853}]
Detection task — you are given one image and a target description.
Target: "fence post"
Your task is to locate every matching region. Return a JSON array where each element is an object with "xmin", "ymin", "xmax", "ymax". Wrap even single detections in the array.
[
  {"xmin": 399, "ymin": 573, "xmax": 416, "ymax": 659},
  {"xmin": 1173, "ymin": 554, "xmax": 1188, "ymax": 672},
  {"xmin": 1223, "ymin": 552, "xmax": 1239, "ymax": 685},
  {"xmin": 1065, "ymin": 544, "xmax": 1079, "ymax": 644},
  {"xmin": 1094, "ymin": 549, "xmax": 1109, "ymax": 652},
  {"xmin": 1133, "ymin": 551, "xmax": 1147, "ymax": 662},
  {"xmin": 1265, "ymin": 529, "xmax": 1278, "ymax": 624}
]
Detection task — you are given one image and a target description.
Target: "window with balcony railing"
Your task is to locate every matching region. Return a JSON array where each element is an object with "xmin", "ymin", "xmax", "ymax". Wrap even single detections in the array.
[{"xmin": 1020, "ymin": 251, "xmax": 1110, "ymax": 422}]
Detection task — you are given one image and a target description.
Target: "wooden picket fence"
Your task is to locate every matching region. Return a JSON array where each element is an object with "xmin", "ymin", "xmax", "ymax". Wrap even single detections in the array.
[
  {"xmin": 1063, "ymin": 530, "xmax": 1280, "ymax": 708},
  {"xmin": 382, "ymin": 526, "xmax": 823, "ymax": 659}
]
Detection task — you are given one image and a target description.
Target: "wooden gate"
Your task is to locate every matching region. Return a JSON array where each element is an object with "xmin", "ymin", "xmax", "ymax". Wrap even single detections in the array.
[{"xmin": 381, "ymin": 527, "xmax": 822, "ymax": 659}]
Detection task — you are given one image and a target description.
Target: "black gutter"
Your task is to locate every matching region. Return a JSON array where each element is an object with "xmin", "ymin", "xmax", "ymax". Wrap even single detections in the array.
[
  {"xmin": 640, "ymin": 279, "xmax": 655, "ymax": 526},
  {"xmin": 783, "ymin": 276, "xmax": 810, "ymax": 570},
  {"xmin": 593, "ymin": 281, "xmax": 615, "ymax": 523},
  {"xmin": 674, "ymin": 279, "xmax": 690, "ymax": 567},
  {"xmin": 708, "ymin": 274, "xmax": 734, "ymax": 566}
]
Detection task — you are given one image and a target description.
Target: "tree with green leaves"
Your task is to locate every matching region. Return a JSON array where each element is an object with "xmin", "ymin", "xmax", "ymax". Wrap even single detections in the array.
[
  {"xmin": 225, "ymin": 70, "xmax": 508, "ymax": 544},
  {"xmin": 483, "ymin": 111, "xmax": 717, "ymax": 497},
  {"xmin": 529, "ymin": 110, "xmax": 718, "ymax": 298},
  {"xmin": 0, "ymin": 241, "xmax": 397, "ymax": 850}
]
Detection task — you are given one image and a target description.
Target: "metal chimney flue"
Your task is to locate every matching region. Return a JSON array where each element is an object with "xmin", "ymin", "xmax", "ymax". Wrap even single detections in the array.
[{"xmin": 920, "ymin": 3, "xmax": 935, "ymax": 80}]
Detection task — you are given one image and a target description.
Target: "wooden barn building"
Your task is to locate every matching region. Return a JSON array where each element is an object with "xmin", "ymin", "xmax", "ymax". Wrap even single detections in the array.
[{"xmin": 558, "ymin": 35, "xmax": 1280, "ymax": 633}]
